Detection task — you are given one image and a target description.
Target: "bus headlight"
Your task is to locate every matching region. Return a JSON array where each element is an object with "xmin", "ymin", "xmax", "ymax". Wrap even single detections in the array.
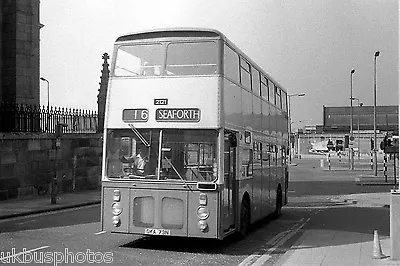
[
  {"xmin": 197, "ymin": 206, "xmax": 210, "ymax": 220},
  {"xmin": 112, "ymin": 202, "xmax": 123, "ymax": 215},
  {"xmin": 112, "ymin": 216, "xmax": 120, "ymax": 227},
  {"xmin": 197, "ymin": 220, "xmax": 208, "ymax": 232}
]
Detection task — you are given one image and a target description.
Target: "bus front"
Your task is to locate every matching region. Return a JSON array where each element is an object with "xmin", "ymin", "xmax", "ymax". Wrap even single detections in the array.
[{"xmin": 101, "ymin": 29, "xmax": 225, "ymax": 239}]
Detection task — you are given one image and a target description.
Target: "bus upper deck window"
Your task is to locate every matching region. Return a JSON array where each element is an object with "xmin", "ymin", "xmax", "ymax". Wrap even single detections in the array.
[
  {"xmin": 166, "ymin": 42, "xmax": 218, "ymax": 76},
  {"xmin": 114, "ymin": 44, "xmax": 163, "ymax": 77}
]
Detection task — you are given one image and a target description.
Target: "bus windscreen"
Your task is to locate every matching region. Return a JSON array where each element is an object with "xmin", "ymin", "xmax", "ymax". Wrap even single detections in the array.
[{"xmin": 106, "ymin": 129, "xmax": 218, "ymax": 182}]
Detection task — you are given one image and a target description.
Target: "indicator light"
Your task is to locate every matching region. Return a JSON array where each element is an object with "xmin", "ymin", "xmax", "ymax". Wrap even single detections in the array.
[
  {"xmin": 113, "ymin": 190, "xmax": 121, "ymax": 202},
  {"xmin": 199, "ymin": 193, "xmax": 207, "ymax": 205}
]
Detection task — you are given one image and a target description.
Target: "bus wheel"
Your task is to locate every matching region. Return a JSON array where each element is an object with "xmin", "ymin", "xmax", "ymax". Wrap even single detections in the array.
[
  {"xmin": 274, "ymin": 188, "xmax": 283, "ymax": 219},
  {"xmin": 239, "ymin": 198, "xmax": 250, "ymax": 238}
]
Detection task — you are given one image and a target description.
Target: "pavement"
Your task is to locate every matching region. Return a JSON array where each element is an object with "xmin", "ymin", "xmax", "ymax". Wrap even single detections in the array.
[
  {"xmin": 0, "ymin": 157, "xmax": 399, "ymax": 265},
  {"xmin": 0, "ymin": 189, "xmax": 101, "ymax": 220},
  {"xmin": 275, "ymin": 190, "xmax": 400, "ymax": 266},
  {"xmin": 277, "ymin": 155, "xmax": 400, "ymax": 265}
]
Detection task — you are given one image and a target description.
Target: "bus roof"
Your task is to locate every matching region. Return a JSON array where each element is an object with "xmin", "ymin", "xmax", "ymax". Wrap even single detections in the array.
[
  {"xmin": 115, "ymin": 27, "xmax": 287, "ymax": 95},
  {"xmin": 115, "ymin": 28, "xmax": 225, "ymax": 42}
]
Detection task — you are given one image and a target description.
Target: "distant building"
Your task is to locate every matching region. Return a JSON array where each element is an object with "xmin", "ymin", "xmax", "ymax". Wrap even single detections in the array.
[
  {"xmin": 0, "ymin": 0, "xmax": 41, "ymax": 105},
  {"xmin": 292, "ymin": 105, "xmax": 399, "ymax": 155},
  {"xmin": 322, "ymin": 105, "xmax": 398, "ymax": 134}
]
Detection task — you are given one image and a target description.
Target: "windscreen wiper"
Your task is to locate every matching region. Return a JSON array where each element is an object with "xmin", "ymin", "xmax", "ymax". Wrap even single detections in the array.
[
  {"xmin": 128, "ymin": 124, "xmax": 150, "ymax": 147},
  {"xmin": 188, "ymin": 167, "xmax": 206, "ymax": 181},
  {"xmin": 163, "ymin": 157, "xmax": 192, "ymax": 191}
]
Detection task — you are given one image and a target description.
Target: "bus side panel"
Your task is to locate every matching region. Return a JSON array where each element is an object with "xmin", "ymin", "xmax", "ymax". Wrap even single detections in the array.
[
  {"xmin": 269, "ymin": 146, "xmax": 278, "ymax": 211},
  {"xmin": 252, "ymin": 156, "xmax": 263, "ymax": 222},
  {"xmin": 223, "ymin": 79, "xmax": 242, "ymax": 128},
  {"xmin": 187, "ymin": 191, "xmax": 218, "ymax": 238},
  {"xmin": 103, "ymin": 187, "xmax": 130, "ymax": 233},
  {"xmin": 284, "ymin": 166, "xmax": 289, "ymax": 205}
]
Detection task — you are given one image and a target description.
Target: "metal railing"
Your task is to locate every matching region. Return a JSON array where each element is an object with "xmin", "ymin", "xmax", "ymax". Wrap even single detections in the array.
[{"xmin": 0, "ymin": 102, "xmax": 99, "ymax": 133}]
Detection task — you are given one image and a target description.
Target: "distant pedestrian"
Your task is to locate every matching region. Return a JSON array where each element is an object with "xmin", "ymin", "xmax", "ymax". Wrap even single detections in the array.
[{"xmin": 337, "ymin": 150, "xmax": 342, "ymax": 161}]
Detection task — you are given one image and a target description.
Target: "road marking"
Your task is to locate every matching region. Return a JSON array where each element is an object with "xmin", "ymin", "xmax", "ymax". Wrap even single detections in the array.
[
  {"xmin": 16, "ymin": 219, "xmax": 37, "ymax": 225},
  {"xmin": 0, "ymin": 245, "xmax": 51, "ymax": 261},
  {"xmin": 94, "ymin": 230, "xmax": 106, "ymax": 235},
  {"xmin": 238, "ymin": 218, "xmax": 310, "ymax": 266},
  {"xmin": 252, "ymin": 219, "xmax": 309, "ymax": 265}
]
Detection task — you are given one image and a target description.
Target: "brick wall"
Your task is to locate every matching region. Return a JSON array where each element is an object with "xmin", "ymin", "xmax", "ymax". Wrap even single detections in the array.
[{"xmin": 0, "ymin": 133, "xmax": 102, "ymax": 200}]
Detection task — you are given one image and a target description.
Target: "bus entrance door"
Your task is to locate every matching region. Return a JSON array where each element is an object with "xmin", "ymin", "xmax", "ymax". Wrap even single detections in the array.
[{"xmin": 222, "ymin": 132, "xmax": 237, "ymax": 232}]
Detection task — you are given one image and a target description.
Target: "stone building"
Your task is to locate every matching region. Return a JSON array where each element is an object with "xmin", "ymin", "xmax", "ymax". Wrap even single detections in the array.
[{"xmin": 0, "ymin": 0, "xmax": 41, "ymax": 105}]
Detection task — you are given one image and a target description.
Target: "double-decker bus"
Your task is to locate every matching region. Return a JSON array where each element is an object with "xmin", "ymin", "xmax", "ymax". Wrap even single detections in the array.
[{"xmin": 101, "ymin": 28, "xmax": 289, "ymax": 239}]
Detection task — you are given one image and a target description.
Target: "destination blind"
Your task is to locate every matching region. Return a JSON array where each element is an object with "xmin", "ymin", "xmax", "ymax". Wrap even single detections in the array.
[{"xmin": 156, "ymin": 108, "xmax": 201, "ymax": 122}]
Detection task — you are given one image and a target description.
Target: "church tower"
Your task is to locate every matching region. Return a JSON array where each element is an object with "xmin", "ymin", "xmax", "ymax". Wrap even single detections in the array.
[{"xmin": 0, "ymin": 0, "xmax": 41, "ymax": 105}]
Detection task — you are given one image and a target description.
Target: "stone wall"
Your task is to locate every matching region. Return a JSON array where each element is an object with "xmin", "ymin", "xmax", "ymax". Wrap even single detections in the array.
[{"xmin": 0, "ymin": 133, "xmax": 102, "ymax": 200}]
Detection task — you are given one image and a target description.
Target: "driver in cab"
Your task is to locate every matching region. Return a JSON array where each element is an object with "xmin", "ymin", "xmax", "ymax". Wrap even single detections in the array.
[{"xmin": 121, "ymin": 150, "xmax": 146, "ymax": 176}]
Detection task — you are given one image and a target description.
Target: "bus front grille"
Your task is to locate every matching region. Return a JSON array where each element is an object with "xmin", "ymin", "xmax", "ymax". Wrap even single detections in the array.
[{"xmin": 132, "ymin": 195, "xmax": 185, "ymax": 230}]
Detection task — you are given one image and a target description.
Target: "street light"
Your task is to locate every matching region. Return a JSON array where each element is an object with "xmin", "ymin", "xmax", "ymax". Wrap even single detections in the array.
[
  {"xmin": 40, "ymin": 77, "xmax": 50, "ymax": 131},
  {"xmin": 40, "ymin": 77, "xmax": 50, "ymax": 110},
  {"xmin": 351, "ymin": 97, "xmax": 363, "ymax": 159},
  {"xmin": 373, "ymin": 51, "xmax": 380, "ymax": 176},
  {"xmin": 288, "ymin": 93, "xmax": 306, "ymax": 164},
  {"xmin": 350, "ymin": 69, "xmax": 356, "ymax": 170}
]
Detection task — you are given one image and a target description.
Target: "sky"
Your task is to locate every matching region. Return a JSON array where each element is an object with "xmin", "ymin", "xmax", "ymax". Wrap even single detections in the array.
[{"xmin": 39, "ymin": 0, "xmax": 399, "ymax": 130}]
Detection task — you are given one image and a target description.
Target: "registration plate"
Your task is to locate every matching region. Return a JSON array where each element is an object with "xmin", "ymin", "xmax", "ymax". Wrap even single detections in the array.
[{"xmin": 144, "ymin": 228, "xmax": 171, "ymax": 236}]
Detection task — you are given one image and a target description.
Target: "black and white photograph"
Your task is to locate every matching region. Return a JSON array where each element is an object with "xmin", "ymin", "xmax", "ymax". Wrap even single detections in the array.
[{"xmin": 0, "ymin": 0, "xmax": 398, "ymax": 265}]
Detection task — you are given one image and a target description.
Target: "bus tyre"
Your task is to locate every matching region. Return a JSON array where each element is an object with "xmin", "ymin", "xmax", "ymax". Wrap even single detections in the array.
[
  {"xmin": 239, "ymin": 199, "xmax": 250, "ymax": 238},
  {"xmin": 274, "ymin": 188, "xmax": 283, "ymax": 219}
]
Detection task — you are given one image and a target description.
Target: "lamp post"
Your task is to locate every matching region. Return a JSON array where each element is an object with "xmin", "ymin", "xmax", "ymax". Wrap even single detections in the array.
[
  {"xmin": 350, "ymin": 69, "xmax": 355, "ymax": 170},
  {"xmin": 351, "ymin": 97, "xmax": 363, "ymax": 159},
  {"xmin": 40, "ymin": 77, "xmax": 49, "ymax": 110},
  {"xmin": 373, "ymin": 51, "xmax": 380, "ymax": 176},
  {"xmin": 40, "ymin": 77, "xmax": 50, "ymax": 131},
  {"xmin": 288, "ymin": 93, "xmax": 306, "ymax": 164}
]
